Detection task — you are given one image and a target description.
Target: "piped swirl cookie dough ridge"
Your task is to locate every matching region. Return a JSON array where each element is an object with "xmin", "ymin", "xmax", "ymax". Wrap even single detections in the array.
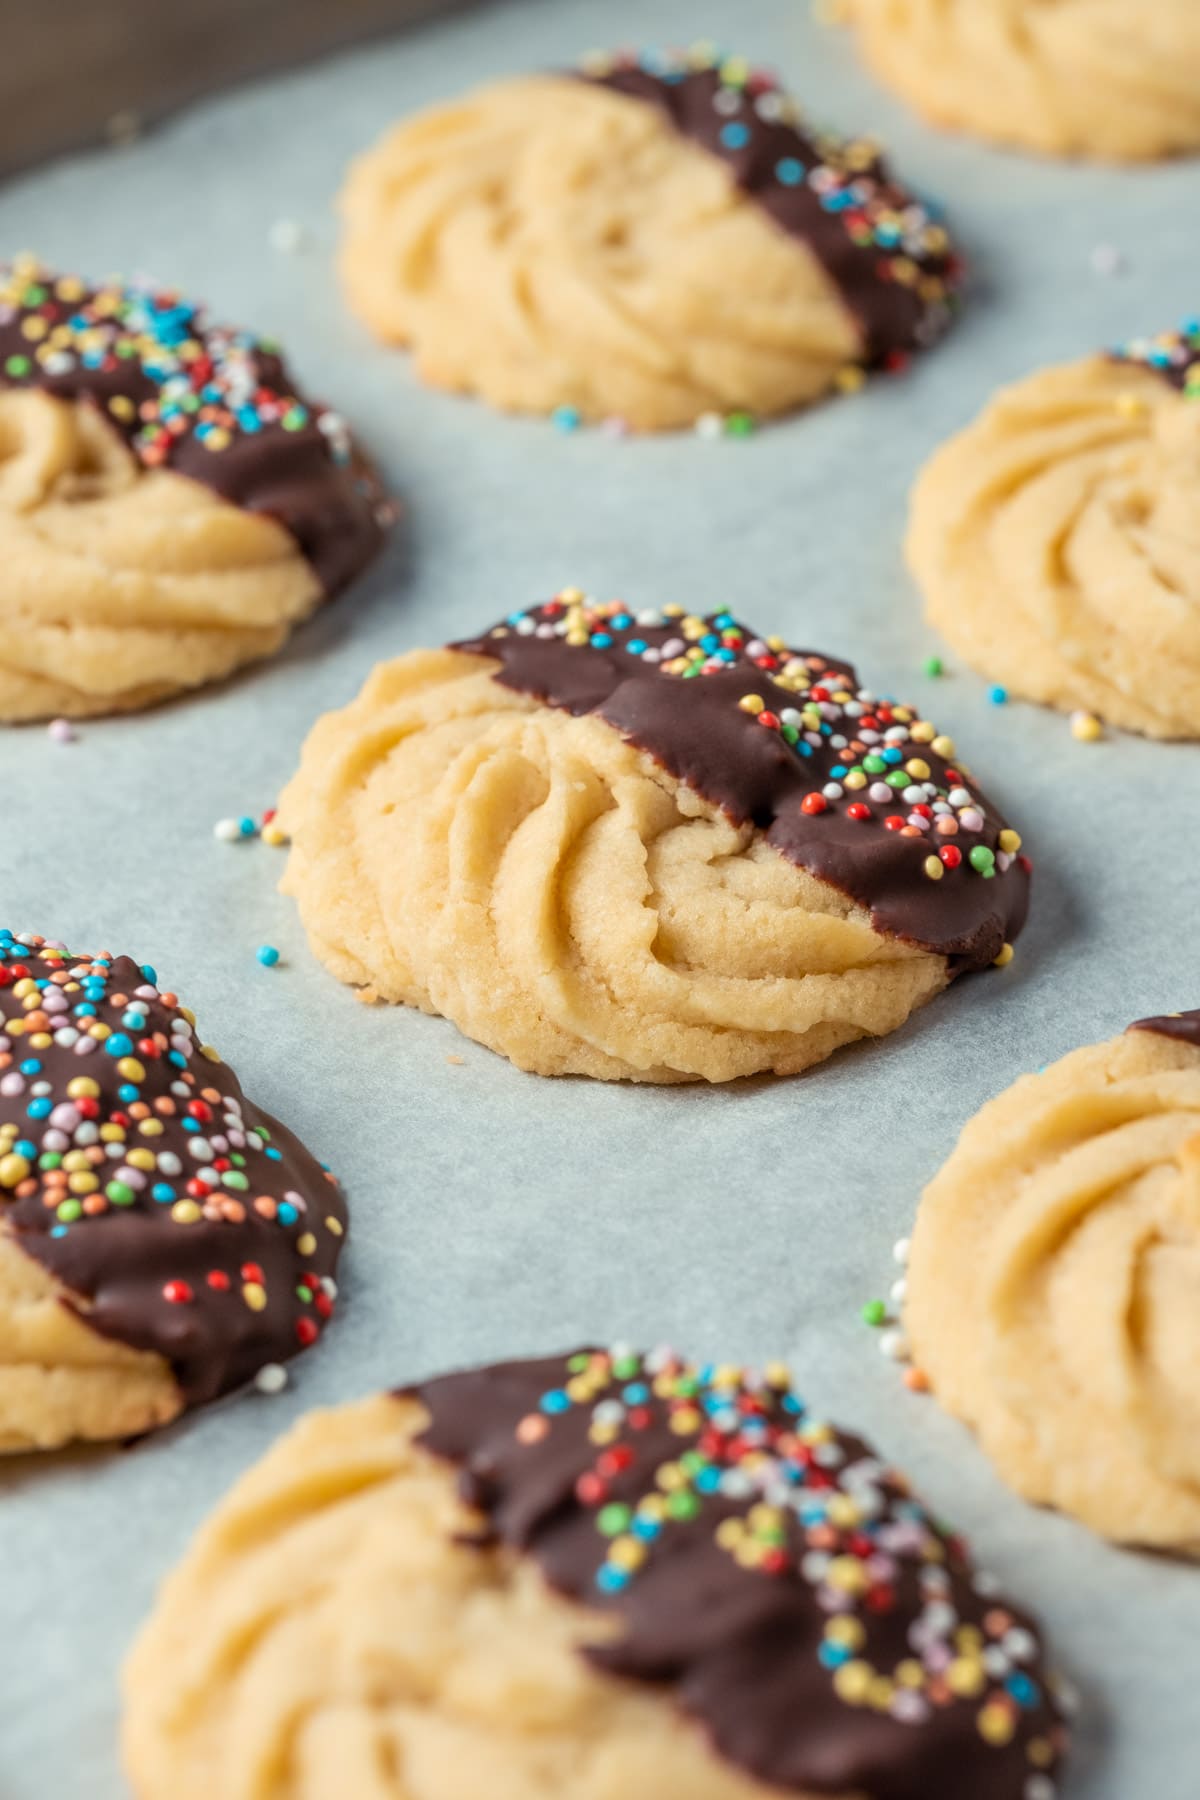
[
  {"xmin": 122, "ymin": 1348, "xmax": 1072, "ymax": 1800},
  {"xmin": 909, "ymin": 321, "xmax": 1200, "ymax": 739},
  {"xmin": 338, "ymin": 45, "xmax": 963, "ymax": 430},
  {"xmin": 277, "ymin": 591, "xmax": 1031, "ymax": 1083},
  {"xmin": 0, "ymin": 255, "xmax": 393, "ymax": 719},
  {"xmin": 903, "ymin": 1009, "xmax": 1200, "ymax": 1549},
  {"xmin": 0, "ymin": 929, "xmax": 347, "ymax": 1452}
]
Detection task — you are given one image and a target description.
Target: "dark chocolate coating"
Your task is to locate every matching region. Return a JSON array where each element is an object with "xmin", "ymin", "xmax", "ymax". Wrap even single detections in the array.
[
  {"xmin": 1128, "ymin": 1010, "xmax": 1200, "ymax": 1051},
  {"xmin": 455, "ymin": 603, "xmax": 1030, "ymax": 971},
  {"xmin": 0, "ymin": 261, "xmax": 389, "ymax": 596},
  {"xmin": 0, "ymin": 937, "xmax": 345, "ymax": 1407},
  {"xmin": 583, "ymin": 60, "xmax": 961, "ymax": 363},
  {"xmin": 406, "ymin": 1349, "xmax": 1068, "ymax": 1800},
  {"xmin": 1112, "ymin": 325, "xmax": 1200, "ymax": 395}
]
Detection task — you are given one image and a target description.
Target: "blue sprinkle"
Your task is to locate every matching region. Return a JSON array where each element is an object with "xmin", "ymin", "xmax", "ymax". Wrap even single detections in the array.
[
  {"xmin": 265, "ymin": 1146, "xmax": 283, "ymax": 1162},
  {"xmin": 256, "ymin": 945, "xmax": 281, "ymax": 968},
  {"xmin": 622, "ymin": 1382, "xmax": 650, "ymax": 1404},
  {"xmin": 989, "ymin": 685, "xmax": 1008, "ymax": 705},
  {"xmin": 819, "ymin": 1642, "xmax": 851, "ymax": 1668},
  {"xmin": 105, "ymin": 1034, "xmax": 134, "ymax": 1058},
  {"xmin": 278, "ymin": 1202, "xmax": 299, "ymax": 1226},
  {"xmin": 117, "ymin": 1084, "xmax": 140, "ymax": 1104},
  {"xmin": 590, "ymin": 633, "xmax": 613, "ymax": 650},
  {"xmin": 552, "ymin": 404, "xmax": 581, "ymax": 433},
  {"xmin": 152, "ymin": 1183, "xmax": 176, "ymax": 1204},
  {"xmin": 26, "ymin": 1098, "xmax": 52, "ymax": 1120},
  {"xmin": 596, "ymin": 1564, "xmax": 629, "ymax": 1594},
  {"xmin": 14, "ymin": 1139, "xmax": 36, "ymax": 1160},
  {"xmin": 168, "ymin": 1050, "xmax": 187, "ymax": 1069},
  {"xmin": 625, "ymin": 638, "xmax": 647, "ymax": 655},
  {"xmin": 540, "ymin": 1388, "xmax": 571, "ymax": 1415},
  {"xmin": 882, "ymin": 747, "xmax": 903, "ymax": 765},
  {"xmin": 776, "ymin": 157, "xmax": 803, "ymax": 186},
  {"xmin": 238, "ymin": 816, "xmax": 257, "ymax": 837},
  {"xmin": 720, "ymin": 122, "xmax": 751, "ymax": 151},
  {"xmin": 18, "ymin": 1058, "xmax": 40, "ymax": 1076},
  {"xmin": 140, "ymin": 964, "xmax": 157, "ymax": 983}
]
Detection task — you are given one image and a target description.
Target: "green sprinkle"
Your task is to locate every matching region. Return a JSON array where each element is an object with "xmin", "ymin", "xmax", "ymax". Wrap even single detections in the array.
[
  {"xmin": 862, "ymin": 754, "xmax": 886, "ymax": 774},
  {"xmin": 597, "ymin": 1503, "xmax": 632, "ymax": 1536},
  {"xmin": 5, "ymin": 355, "xmax": 31, "ymax": 377},
  {"xmin": 106, "ymin": 1181, "xmax": 136, "ymax": 1206},
  {"xmin": 724, "ymin": 411, "xmax": 756, "ymax": 437},
  {"xmin": 885, "ymin": 770, "xmax": 910, "ymax": 789},
  {"xmin": 220, "ymin": 1170, "xmax": 249, "ymax": 1191},
  {"xmin": 922, "ymin": 656, "xmax": 944, "ymax": 677},
  {"xmin": 667, "ymin": 1491, "xmax": 701, "ymax": 1521},
  {"xmin": 861, "ymin": 1299, "xmax": 887, "ymax": 1327},
  {"xmin": 56, "ymin": 1199, "xmax": 83, "ymax": 1223},
  {"xmin": 969, "ymin": 846, "xmax": 996, "ymax": 876}
]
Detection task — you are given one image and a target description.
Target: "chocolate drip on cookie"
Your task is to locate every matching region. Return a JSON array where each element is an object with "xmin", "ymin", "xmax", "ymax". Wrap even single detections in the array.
[
  {"xmin": 456, "ymin": 593, "xmax": 1030, "ymax": 971},
  {"xmin": 1112, "ymin": 322, "xmax": 1200, "ymax": 395},
  {"xmin": 579, "ymin": 50, "xmax": 962, "ymax": 363},
  {"xmin": 0, "ymin": 932, "xmax": 345, "ymax": 1406},
  {"xmin": 407, "ymin": 1348, "xmax": 1069, "ymax": 1800},
  {"xmin": 1128, "ymin": 1009, "xmax": 1200, "ymax": 1050},
  {"xmin": 0, "ymin": 256, "xmax": 391, "ymax": 595}
]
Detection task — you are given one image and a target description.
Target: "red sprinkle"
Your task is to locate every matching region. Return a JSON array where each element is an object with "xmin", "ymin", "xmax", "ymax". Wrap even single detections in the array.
[
  {"xmin": 939, "ymin": 845, "xmax": 963, "ymax": 870},
  {"xmin": 163, "ymin": 1280, "xmax": 193, "ymax": 1304},
  {"xmin": 801, "ymin": 793, "xmax": 827, "ymax": 816}
]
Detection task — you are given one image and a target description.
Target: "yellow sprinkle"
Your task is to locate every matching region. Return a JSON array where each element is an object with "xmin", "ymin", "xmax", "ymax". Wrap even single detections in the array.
[
  {"xmin": 738, "ymin": 693, "xmax": 765, "ymax": 715},
  {"xmin": 826, "ymin": 1556, "xmax": 870, "ymax": 1595},
  {"xmin": 89, "ymin": 1021, "xmax": 111, "ymax": 1041},
  {"xmin": 108, "ymin": 394, "xmax": 135, "ymax": 422},
  {"xmin": 924, "ymin": 855, "xmax": 944, "ymax": 881},
  {"xmin": 181, "ymin": 1007, "xmax": 196, "ymax": 1026},
  {"xmin": 896, "ymin": 1659, "xmax": 925, "ymax": 1689},
  {"xmin": 29, "ymin": 1033, "xmax": 51, "ymax": 1050},
  {"xmin": 20, "ymin": 314, "xmax": 48, "ymax": 341},
  {"xmin": 116, "ymin": 1057, "xmax": 146, "ymax": 1082},
  {"xmin": 825, "ymin": 1616, "xmax": 866, "ymax": 1651},
  {"xmin": 931, "ymin": 734, "xmax": 955, "ymax": 758},
  {"xmin": 297, "ymin": 1232, "xmax": 317, "ymax": 1257},
  {"xmin": 12, "ymin": 979, "xmax": 36, "ymax": 1000},
  {"xmin": 1070, "ymin": 710, "xmax": 1103, "ymax": 742},
  {"xmin": 868, "ymin": 1676, "xmax": 896, "ymax": 1711},
  {"xmin": 0, "ymin": 1154, "xmax": 30, "ymax": 1188},
  {"xmin": 892, "ymin": 706, "xmax": 913, "ymax": 724},
  {"xmin": 68, "ymin": 1172, "xmax": 99, "ymax": 1196},
  {"xmin": 947, "ymin": 1656, "xmax": 986, "ymax": 1698},
  {"xmin": 716, "ymin": 1518, "xmax": 744, "ymax": 1550},
  {"xmin": 242, "ymin": 1281, "xmax": 268, "ymax": 1312},
  {"xmin": 558, "ymin": 586, "xmax": 584, "ymax": 604},
  {"xmin": 67, "ymin": 1077, "xmax": 100, "ymax": 1100},
  {"xmin": 200, "ymin": 1044, "xmax": 222, "ymax": 1062},
  {"xmin": 844, "ymin": 769, "xmax": 867, "ymax": 791},
  {"xmin": 138, "ymin": 1119, "xmax": 165, "ymax": 1137},
  {"xmin": 763, "ymin": 1360, "xmax": 791, "ymax": 1388},
  {"xmin": 171, "ymin": 1200, "xmax": 202, "ymax": 1224},
  {"xmin": 977, "ymin": 1702, "xmax": 1016, "ymax": 1747},
  {"xmin": 127, "ymin": 1149, "xmax": 156, "ymax": 1171},
  {"xmin": 909, "ymin": 720, "xmax": 935, "ymax": 744},
  {"xmin": 261, "ymin": 822, "xmax": 290, "ymax": 847},
  {"xmin": 835, "ymin": 365, "xmax": 866, "ymax": 393},
  {"xmin": 325, "ymin": 1215, "xmax": 344, "ymax": 1236},
  {"xmin": 825, "ymin": 1493, "xmax": 862, "ymax": 1529},
  {"xmin": 993, "ymin": 942, "xmax": 1015, "ymax": 969},
  {"xmin": 55, "ymin": 276, "xmax": 85, "ymax": 302},
  {"xmin": 998, "ymin": 829, "xmax": 1022, "ymax": 853},
  {"xmin": 99, "ymin": 1123, "xmax": 127, "ymax": 1143},
  {"xmin": 905, "ymin": 758, "xmax": 931, "ymax": 780},
  {"xmin": 833, "ymin": 1662, "xmax": 873, "ymax": 1705},
  {"xmin": 608, "ymin": 1537, "xmax": 646, "ymax": 1572}
]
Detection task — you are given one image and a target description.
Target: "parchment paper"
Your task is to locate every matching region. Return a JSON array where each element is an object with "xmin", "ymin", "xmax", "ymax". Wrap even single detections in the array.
[{"xmin": 1, "ymin": 2, "xmax": 1197, "ymax": 1793}]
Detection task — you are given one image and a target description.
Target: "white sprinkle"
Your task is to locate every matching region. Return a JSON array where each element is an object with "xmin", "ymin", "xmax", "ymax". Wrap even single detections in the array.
[
  {"xmin": 268, "ymin": 218, "xmax": 309, "ymax": 254},
  {"xmin": 879, "ymin": 1328, "xmax": 910, "ymax": 1361},
  {"xmin": 213, "ymin": 818, "xmax": 242, "ymax": 842},
  {"xmin": 890, "ymin": 1277, "xmax": 907, "ymax": 1306},
  {"xmin": 47, "ymin": 717, "xmax": 76, "ymax": 744},
  {"xmin": 695, "ymin": 411, "xmax": 724, "ymax": 440},
  {"xmin": 255, "ymin": 1363, "xmax": 288, "ymax": 1395},
  {"xmin": 1089, "ymin": 242, "xmax": 1124, "ymax": 277},
  {"xmin": 893, "ymin": 1236, "xmax": 911, "ymax": 1264}
]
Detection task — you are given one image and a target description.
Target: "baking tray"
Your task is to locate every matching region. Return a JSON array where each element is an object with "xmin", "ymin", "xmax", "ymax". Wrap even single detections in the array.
[{"xmin": 1, "ymin": 1, "xmax": 1198, "ymax": 1793}]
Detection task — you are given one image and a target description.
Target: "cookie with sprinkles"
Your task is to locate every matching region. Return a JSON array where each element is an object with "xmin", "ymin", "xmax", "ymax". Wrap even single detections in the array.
[
  {"xmin": 338, "ymin": 45, "xmax": 961, "ymax": 430},
  {"xmin": 841, "ymin": 0, "xmax": 1200, "ymax": 163},
  {"xmin": 0, "ymin": 254, "xmax": 392, "ymax": 721},
  {"xmin": 276, "ymin": 590, "xmax": 1030, "ymax": 1083},
  {"xmin": 909, "ymin": 325, "xmax": 1200, "ymax": 738},
  {"xmin": 905, "ymin": 1012, "xmax": 1200, "ymax": 1549},
  {"xmin": 0, "ymin": 930, "xmax": 346, "ymax": 1452},
  {"xmin": 123, "ymin": 1347, "xmax": 1071, "ymax": 1800}
]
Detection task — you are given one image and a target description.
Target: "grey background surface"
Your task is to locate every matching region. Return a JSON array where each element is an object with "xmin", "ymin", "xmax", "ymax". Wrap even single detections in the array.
[{"xmin": 1, "ymin": 2, "xmax": 1197, "ymax": 1794}]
